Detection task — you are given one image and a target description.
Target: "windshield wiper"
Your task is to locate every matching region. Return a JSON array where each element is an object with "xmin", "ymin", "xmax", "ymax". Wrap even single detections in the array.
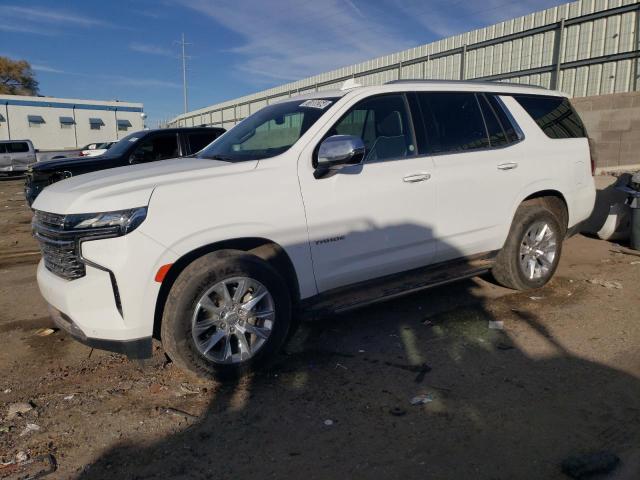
[{"xmin": 203, "ymin": 154, "xmax": 235, "ymax": 161}]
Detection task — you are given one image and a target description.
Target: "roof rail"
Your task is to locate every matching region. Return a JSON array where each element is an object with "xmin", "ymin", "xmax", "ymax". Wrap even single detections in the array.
[{"xmin": 385, "ymin": 79, "xmax": 548, "ymax": 90}]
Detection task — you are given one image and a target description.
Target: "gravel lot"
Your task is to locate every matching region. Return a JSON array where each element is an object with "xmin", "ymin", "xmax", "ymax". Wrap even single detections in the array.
[{"xmin": 0, "ymin": 176, "xmax": 639, "ymax": 479}]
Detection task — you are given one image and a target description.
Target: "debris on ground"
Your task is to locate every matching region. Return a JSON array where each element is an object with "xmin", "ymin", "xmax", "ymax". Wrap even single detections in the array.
[
  {"xmin": 0, "ymin": 454, "xmax": 57, "ymax": 479},
  {"xmin": 323, "ymin": 419, "xmax": 334, "ymax": 426},
  {"xmin": 496, "ymin": 342, "xmax": 515, "ymax": 351},
  {"xmin": 560, "ymin": 451, "xmax": 620, "ymax": 479},
  {"xmin": 63, "ymin": 394, "xmax": 74, "ymax": 401},
  {"xmin": 160, "ymin": 407, "xmax": 199, "ymax": 421},
  {"xmin": 410, "ymin": 393, "xmax": 434, "ymax": 405},
  {"xmin": 587, "ymin": 278, "xmax": 623, "ymax": 289},
  {"xmin": 179, "ymin": 384, "xmax": 200, "ymax": 395},
  {"xmin": 20, "ymin": 422, "xmax": 41, "ymax": 436},
  {"xmin": 488, "ymin": 320, "xmax": 504, "ymax": 330},
  {"xmin": 389, "ymin": 407, "xmax": 406, "ymax": 416},
  {"xmin": 35, "ymin": 328, "xmax": 57, "ymax": 337},
  {"xmin": 529, "ymin": 296, "xmax": 544, "ymax": 301},
  {"xmin": 6, "ymin": 401, "xmax": 34, "ymax": 420}
]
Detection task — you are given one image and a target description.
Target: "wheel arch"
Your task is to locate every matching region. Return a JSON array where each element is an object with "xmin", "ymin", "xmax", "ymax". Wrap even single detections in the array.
[
  {"xmin": 152, "ymin": 237, "xmax": 301, "ymax": 339},
  {"xmin": 521, "ymin": 189, "xmax": 569, "ymax": 232}
]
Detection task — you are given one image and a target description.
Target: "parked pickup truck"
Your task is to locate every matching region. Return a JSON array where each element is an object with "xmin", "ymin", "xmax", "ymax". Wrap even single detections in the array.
[
  {"xmin": 0, "ymin": 139, "xmax": 36, "ymax": 174},
  {"xmin": 24, "ymin": 127, "xmax": 225, "ymax": 205},
  {"xmin": 31, "ymin": 80, "xmax": 596, "ymax": 379}
]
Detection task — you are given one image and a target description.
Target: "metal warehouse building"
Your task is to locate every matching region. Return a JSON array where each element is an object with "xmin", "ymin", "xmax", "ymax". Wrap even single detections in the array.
[
  {"xmin": 0, "ymin": 95, "xmax": 145, "ymax": 150},
  {"xmin": 169, "ymin": 0, "xmax": 640, "ymax": 171}
]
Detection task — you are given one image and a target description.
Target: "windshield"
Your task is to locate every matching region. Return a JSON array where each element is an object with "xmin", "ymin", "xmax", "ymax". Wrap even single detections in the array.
[
  {"xmin": 101, "ymin": 132, "xmax": 143, "ymax": 157},
  {"xmin": 198, "ymin": 98, "xmax": 338, "ymax": 161}
]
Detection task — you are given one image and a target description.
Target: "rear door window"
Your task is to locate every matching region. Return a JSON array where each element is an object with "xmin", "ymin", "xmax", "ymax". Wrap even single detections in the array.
[
  {"xmin": 418, "ymin": 92, "xmax": 489, "ymax": 154},
  {"xmin": 7, "ymin": 142, "xmax": 30, "ymax": 153},
  {"xmin": 186, "ymin": 132, "xmax": 218, "ymax": 153},
  {"xmin": 512, "ymin": 95, "xmax": 586, "ymax": 139}
]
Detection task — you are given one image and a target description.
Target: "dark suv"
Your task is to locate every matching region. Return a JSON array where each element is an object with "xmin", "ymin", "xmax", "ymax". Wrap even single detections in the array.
[{"xmin": 25, "ymin": 127, "xmax": 225, "ymax": 205}]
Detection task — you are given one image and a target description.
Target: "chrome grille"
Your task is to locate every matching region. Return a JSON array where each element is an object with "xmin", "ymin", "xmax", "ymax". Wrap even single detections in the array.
[{"xmin": 32, "ymin": 211, "xmax": 86, "ymax": 280}]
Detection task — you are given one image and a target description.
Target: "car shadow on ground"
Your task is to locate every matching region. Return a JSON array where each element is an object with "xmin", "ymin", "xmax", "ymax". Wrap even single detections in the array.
[{"xmin": 74, "ymin": 271, "xmax": 640, "ymax": 479}]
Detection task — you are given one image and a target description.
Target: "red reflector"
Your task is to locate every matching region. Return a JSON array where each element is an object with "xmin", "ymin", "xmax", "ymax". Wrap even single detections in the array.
[{"xmin": 155, "ymin": 264, "xmax": 173, "ymax": 283}]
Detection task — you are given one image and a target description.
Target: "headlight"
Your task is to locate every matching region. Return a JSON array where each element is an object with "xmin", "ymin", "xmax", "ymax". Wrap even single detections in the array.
[{"xmin": 65, "ymin": 207, "xmax": 147, "ymax": 236}]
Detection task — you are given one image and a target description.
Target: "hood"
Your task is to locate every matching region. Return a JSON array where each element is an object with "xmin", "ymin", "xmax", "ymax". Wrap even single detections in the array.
[
  {"xmin": 32, "ymin": 157, "xmax": 255, "ymax": 214},
  {"xmin": 31, "ymin": 155, "xmax": 119, "ymax": 172}
]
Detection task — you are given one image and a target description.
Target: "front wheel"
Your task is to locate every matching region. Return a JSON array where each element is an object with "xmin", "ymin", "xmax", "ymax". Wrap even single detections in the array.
[
  {"xmin": 492, "ymin": 203, "xmax": 564, "ymax": 290},
  {"xmin": 161, "ymin": 250, "xmax": 292, "ymax": 380}
]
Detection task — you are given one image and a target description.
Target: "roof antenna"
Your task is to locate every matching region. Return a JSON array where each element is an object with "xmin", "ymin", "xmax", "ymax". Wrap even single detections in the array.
[{"xmin": 340, "ymin": 79, "xmax": 362, "ymax": 90}]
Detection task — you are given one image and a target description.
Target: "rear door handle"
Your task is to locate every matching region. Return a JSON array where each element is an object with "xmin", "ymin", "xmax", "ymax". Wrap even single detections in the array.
[
  {"xmin": 403, "ymin": 173, "xmax": 431, "ymax": 183},
  {"xmin": 497, "ymin": 162, "xmax": 518, "ymax": 171}
]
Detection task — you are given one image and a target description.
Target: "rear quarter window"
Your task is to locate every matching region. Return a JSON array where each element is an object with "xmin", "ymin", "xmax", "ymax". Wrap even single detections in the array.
[{"xmin": 513, "ymin": 95, "xmax": 586, "ymax": 139}]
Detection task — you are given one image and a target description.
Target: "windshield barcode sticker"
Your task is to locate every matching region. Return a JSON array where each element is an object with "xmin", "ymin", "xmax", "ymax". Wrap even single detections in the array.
[{"xmin": 299, "ymin": 99, "xmax": 333, "ymax": 109}]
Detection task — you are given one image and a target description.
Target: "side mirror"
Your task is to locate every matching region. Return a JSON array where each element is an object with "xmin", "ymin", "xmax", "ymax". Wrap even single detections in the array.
[{"xmin": 316, "ymin": 135, "xmax": 365, "ymax": 175}]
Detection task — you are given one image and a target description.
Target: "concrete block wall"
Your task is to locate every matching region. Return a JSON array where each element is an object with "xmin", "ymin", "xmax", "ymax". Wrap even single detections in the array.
[{"xmin": 571, "ymin": 91, "xmax": 640, "ymax": 171}]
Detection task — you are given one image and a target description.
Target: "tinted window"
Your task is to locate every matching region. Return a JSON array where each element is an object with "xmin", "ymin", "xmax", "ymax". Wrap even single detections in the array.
[
  {"xmin": 513, "ymin": 95, "xmax": 586, "ymax": 139},
  {"xmin": 478, "ymin": 94, "xmax": 508, "ymax": 147},
  {"xmin": 133, "ymin": 133, "xmax": 179, "ymax": 162},
  {"xmin": 0, "ymin": 144, "xmax": 6, "ymax": 154},
  {"xmin": 187, "ymin": 132, "xmax": 218, "ymax": 153},
  {"xmin": 418, "ymin": 92, "xmax": 488, "ymax": 154},
  {"xmin": 486, "ymin": 94, "xmax": 520, "ymax": 143},
  {"xmin": 7, "ymin": 142, "xmax": 29, "ymax": 153},
  {"xmin": 331, "ymin": 94, "xmax": 416, "ymax": 162}
]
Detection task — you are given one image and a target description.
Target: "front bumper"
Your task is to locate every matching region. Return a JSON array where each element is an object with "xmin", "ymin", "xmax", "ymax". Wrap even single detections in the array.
[
  {"xmin": 35, "ymin": 230, "xmax": 174, "ymax": 351},
  {"xmin": 48, "ymin": 304, "xmax": 152, "ymax": 359}
]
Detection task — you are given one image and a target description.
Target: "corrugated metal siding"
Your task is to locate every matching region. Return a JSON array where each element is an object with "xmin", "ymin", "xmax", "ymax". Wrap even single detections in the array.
[{"xmin": 170, "ymin": 0, "xmax": 639, "ymax": 127}]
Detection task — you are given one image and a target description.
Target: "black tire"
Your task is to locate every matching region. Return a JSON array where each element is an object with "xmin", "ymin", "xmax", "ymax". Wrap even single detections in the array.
[
  {"xmin": 492, "ymin": 203, "xmax": 564, "ymax": 290},
  {"xmin": 161, "ymin": 250, "xmax": 292, "ymax": 380}
]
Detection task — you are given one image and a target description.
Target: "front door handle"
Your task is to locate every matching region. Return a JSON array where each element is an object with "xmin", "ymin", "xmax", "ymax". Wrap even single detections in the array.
[
  {"xmin": 497, "ymin": 162, "xmax": 518, "ymax": 171},
  {"xmin": 403, "ymin": 173, "xmax": 431, "ymax": 183}
]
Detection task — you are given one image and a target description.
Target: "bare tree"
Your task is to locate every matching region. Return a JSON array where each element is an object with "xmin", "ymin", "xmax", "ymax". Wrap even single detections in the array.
[{"xmin": 0, "ymin": 57, "xmax": 39, "ymax": 95}]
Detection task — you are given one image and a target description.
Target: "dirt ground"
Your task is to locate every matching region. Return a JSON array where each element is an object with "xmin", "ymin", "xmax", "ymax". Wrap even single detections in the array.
[{"xmin": 0, "ymin": 176, "xmax": 639, "ymax": 480}]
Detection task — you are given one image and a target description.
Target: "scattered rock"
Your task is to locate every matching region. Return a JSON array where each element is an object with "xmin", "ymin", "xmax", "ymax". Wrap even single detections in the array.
[
  {"xmin": 0, "ymin": 425, "xmax": 10, "ymax": 434},
  {"xmin": 410, "ymin": 393, "xmax": 434, "ymax": 405},
  {"xmin": 529, "ymin": 296, "xmax": 544, "ymax": 301},
  {"xmin": 3, "ymin": 389, "xmax": 11, "ymax": 394},
  {"xmin": 7, "ymin": 402, "xmax": 34, "ymax": 420},
  {"xmin": 488, "ymin": 320, "xmax": 504, "ymax": 330},
  {"xmin": 389, "ymin": 407, "xmax": 406, "ymax": 417},
  {"xmin": 561, "ymin": 451, "xmax": 620, "ymax": 479},
  {"xmin": 19, "ymin": 423, "xmax": 40, "ymax": 437},
  {"xmin": 15, "ymin": 451, "xmax": 28, "ymax": 463},
  {"xmin": 587, "ymin": 278, "xmax": 623, "ymax": 289},
  {"xmin": 323, "ymin": 419, "xmax": 334, "ymax": 426},
  {"xmin": 63, "ymin": 395, "xmax": 74, "ymax": 401}
]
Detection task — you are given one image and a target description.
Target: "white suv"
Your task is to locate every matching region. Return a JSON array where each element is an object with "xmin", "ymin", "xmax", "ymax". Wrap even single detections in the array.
[{"xmin": 32, "ymin": 81, "xmax": 596, "ymax": 379}]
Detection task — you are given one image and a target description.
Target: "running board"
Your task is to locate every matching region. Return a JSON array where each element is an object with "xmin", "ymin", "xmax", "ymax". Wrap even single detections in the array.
[{"xmin": 300, "ymin": 252, "xmax": 497, "ymax": 320}]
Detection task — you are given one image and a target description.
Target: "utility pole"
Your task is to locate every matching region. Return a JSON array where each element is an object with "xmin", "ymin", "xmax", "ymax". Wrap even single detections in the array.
[{"xmin": 179, "ymin": 33, "xmax": 191, "ymax": 114}]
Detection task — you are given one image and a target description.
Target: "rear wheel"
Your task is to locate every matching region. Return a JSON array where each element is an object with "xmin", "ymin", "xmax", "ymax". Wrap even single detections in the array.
[
  {"xmin": 161, "ymin": 250, "xmax": 291, "ymax": 380},
  {"xmin": 493, "ymin": 203, "xmax": 564, "ymax": 290}
]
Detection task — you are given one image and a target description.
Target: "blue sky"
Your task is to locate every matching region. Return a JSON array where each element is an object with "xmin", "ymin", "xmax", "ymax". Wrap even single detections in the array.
[{"xmin": 1, "ymin": 0, "xmax": 564, "ymax": 126}]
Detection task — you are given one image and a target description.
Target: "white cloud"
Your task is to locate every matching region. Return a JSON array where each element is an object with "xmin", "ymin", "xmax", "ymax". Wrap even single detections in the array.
[
  {"xmin": 23, "ymin": 64, "xmax": 181, "ymax": 89},
  {"xmin": 32, "ymin": 64, "xmax": 68, "ymax": 74},
  {"xmin": 129, "ymin": 42, "xmax": 176, "ymax": 57},
  {"xmin": 177, "ymin": 0, "xmax": 417, "ymax": 82}
]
